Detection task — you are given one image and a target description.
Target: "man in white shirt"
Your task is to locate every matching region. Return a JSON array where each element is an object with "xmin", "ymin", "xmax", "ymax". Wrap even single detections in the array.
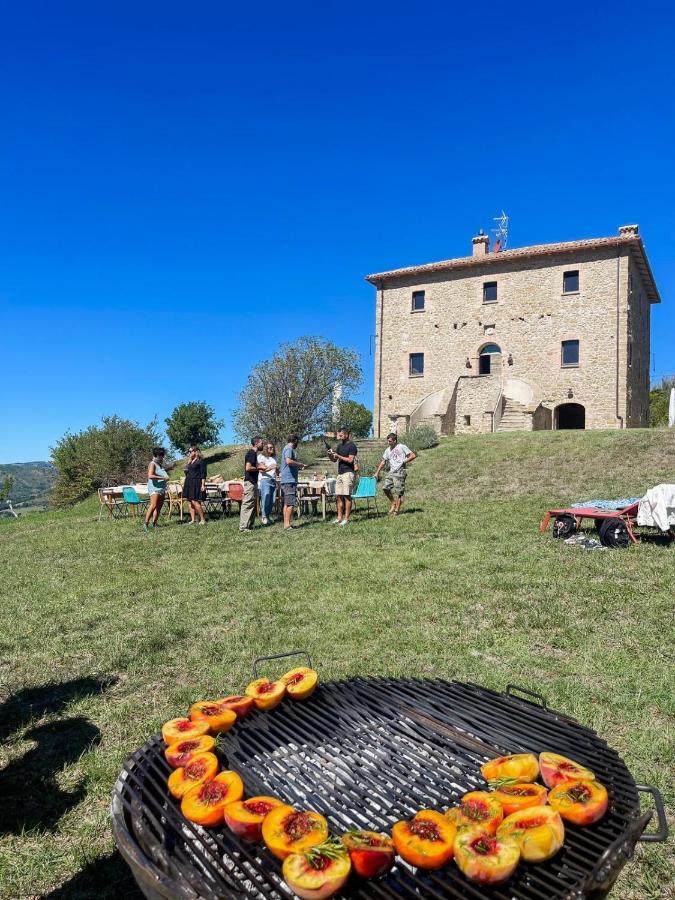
[{"xmin": 374, "ymin": 432, "xmax": 417, "ymax": 516}]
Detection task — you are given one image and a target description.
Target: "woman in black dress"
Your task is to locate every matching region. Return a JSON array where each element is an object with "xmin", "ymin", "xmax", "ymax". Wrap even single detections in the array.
[{"xmin": 183, "ymin": 446, "xmax": 207, "ymax": 524}]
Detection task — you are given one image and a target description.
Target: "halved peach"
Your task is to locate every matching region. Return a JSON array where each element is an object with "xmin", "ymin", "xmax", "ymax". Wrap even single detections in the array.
[
  {"xmin": 491, "ymin": 783, "xmax": 548, "ymax": 816},
  {"xmin": 341, "ymin": 830, "xmax": 395, "ymax": 878},
  {"xmin": 245, "ymin": 678, "xmax": 286, "ymax": 711},
  {"xmin": 181, "ymin": 770, "xmax": 245, "ymax": 827},
  {"xmin": 446, "ymin": 792, "xmax": 504, "ymax": 834},
  {"xmin": 162, "ymin": 717, "xmax": 211, "ymax": 746},
  {"xmin": 218, "ymin": 695, "xmax": 255, "ymax": 719},
  {"xmin": 283, "ymin": 839, "xmax": 351, "ymax": 899},
  {"xmin": 497, "ymin": 805, "xmax": 565, "ymax": 862},
  {"xmin": 165, "ymin": 735, "xmax": 216, "ymax": 769},
  {"xmin": 223, "ymin": 796, "xmax": 285, "ymax": 842},
  {"xmin": 548, "ymin": 779, "xmax": 608, "ymax": 825},
  {"xmin": 392, "ymin": 809, "xmax": 456, "ymax": 869},
  {"xmin": 167, "ymin": 751, "xmax": 219, "ymax": 799},
  {"xmin": 454, "ymin": 828, "xmax": 520, "ymax": 885},
  {"xmin": 262, "ymin": 804, "xmax": 329, "ymax": 860},
  {"xmin": 280, "ymin": 667, "xmax": 318, "ymax": 701},
  {"xmin": 539, "ymin": 752, "xmax": 595, "ymax": 789},
  {"xmin": 189, "ymin": 700, "xmax": 237, "ymax": 734},
  {"xmin": 481, "ymin": 753, "xmax": 539, "ymax": 785}
]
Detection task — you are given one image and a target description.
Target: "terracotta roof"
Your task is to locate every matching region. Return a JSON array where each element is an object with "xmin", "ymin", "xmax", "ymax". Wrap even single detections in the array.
[{"xmin": 365, "ymin": 234, "xmax": 660, "ymax": 302}]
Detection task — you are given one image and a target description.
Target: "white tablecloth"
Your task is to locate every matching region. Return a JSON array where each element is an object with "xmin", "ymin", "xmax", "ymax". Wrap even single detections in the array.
[{"xmin": 637, "ymin": 484, "xmax": 675, "ymax": 531}]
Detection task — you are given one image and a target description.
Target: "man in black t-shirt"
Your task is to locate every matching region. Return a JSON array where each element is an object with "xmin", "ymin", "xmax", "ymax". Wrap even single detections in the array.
[
  {"xmin": 239, "ymin": 436, "xmax": 263, "ymax": 531},
  {"xmin": 329, "ymin": 427, "xmax": 358, "ymax": 526}
]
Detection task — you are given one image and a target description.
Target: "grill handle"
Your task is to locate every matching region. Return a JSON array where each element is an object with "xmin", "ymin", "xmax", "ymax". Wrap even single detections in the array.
[
  {"xmin": 252, "ymin": 650, "xmax": 313, "ymax": 678},
  {"xmin": 636, "ymin": 784, "xmax": 668, "ymax": 842},
  {"xmin": 505, "ymin": 684, "xmax": 548, "ymax": 709}
]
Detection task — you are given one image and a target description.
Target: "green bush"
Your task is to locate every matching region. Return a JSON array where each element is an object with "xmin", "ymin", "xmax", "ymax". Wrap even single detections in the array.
[
  {"xmin": 401, "ymin": 425, "xmax": 439, "ymax": 452},
  {"xmin": 165, "ymin": 401, "xmax": 224, "ymax": 453}
]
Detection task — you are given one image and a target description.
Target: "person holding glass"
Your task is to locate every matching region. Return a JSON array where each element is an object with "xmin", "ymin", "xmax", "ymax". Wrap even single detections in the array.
[
  {"xmin": 144, "ymin": 447, "xmax": 169, "ymax": 531},
  {"xmin": 183, "ymin": 445, "xmax": 207, "ymax": 525},
  {"xmin": 257, "ymin": 441, "xmax": 278, "ymax": 525}
]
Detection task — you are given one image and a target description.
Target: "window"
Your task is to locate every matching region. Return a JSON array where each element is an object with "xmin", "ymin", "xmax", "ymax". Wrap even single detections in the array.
[
  {"xmin": 483, "ymin": 281, "xmax": 498, "ymax": 303},
  {"xmin": 412, "ymin": 290, "xmax": 425, "ymax": 312},
  {"xmin": 561, "ymin": 340, "xmax": 579, "ymax": 366},
  {"xmin": 464, "ymin": 415, "xmax": 471, "ymax": 426},
  {"xmin": 563, "ymin": 270, "xmax": 579, "ymax": 293},
  {"xmin": 409, "ymin": 353, "xmax": 424, "ymax": 376}
]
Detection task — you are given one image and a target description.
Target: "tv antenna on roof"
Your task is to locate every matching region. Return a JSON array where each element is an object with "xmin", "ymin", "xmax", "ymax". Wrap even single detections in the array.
[{"xmin": 492, "ymin": 211, "xmax": 508, "ymax": 251}]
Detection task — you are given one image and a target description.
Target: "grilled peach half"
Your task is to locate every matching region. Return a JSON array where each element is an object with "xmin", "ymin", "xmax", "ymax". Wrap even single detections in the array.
[
  {"xmin": 539, "ymin": 752, "xmax": 595, "ymax": 789},
  {"xmin": 223, "ymin": 796, "xmax": 285, "ymax": 842},
  {"xmin": 218, "ymin": 694, "xmax": 255, "ymax": 719},
  {"xmin": 262, "ymin": 804, "xmax": 329, "ymax": 860},
  {"xmin": 162, "ymin": 717, "xmax": 210, "ymax": 746},
  {"xmin": 165, "ymin": 735, "xmax": 216, "ymax": 769},
  {"xmin": 245, "ymin": 678, "xmax": 286, "ymax": 711},
  {"xmin": 167, "ymin": 751, "xmax": 219, "ymax": 799},
  {"xmin": 491, "ymin": 783, "xmax": 548, "ymax": 815},
  {"xmin": 481, "ymin": 753, "xmax": 539, "ymax": 785},
  {"xmin": 282, "ymin": 840, "xmax": 351, "ymax": 899},
  {"xmin": 189, "ymin": 700, "xmax": 237, "ymax": 734},
  {"xmin": 280, "ymin": 667, "xmax": 318, "ymax": 701},
  {"xmin": 392, "ymin": 809, "xmax": 456, "ymax": 869},
  {"xmin": 341, "ymin": 830, "xmax": 395, "ymax": 878},
  {"xmin": 454, "ymin": 828, "xmax": 520, "ymax": 885},
  {"xmin": 446, "ymin": 792, "xmax": 504, "ymax": 834},
  {"xmin": 548, "ymin": 779, "xmax": 608, "ymax": 825},
  {"xmin": 181, "ymin": 770, "xmax": 244, "ymax": 827},
  {"xmin": 497, "ymin": 806, "xmax": 565, "ymax": 862}
]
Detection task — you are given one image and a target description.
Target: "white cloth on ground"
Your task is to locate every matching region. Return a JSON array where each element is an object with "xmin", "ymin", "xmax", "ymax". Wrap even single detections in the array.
[{"xmin": 637, "ymin": 484, "xmax": 675, "ymax": 532}]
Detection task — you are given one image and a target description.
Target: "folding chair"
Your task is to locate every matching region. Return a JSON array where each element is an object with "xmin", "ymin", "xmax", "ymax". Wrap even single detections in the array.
[
  {"xmin": 225, "ymin": 482, "xmax": 244, "ymax": 517},
  {"xmin": 122, "ymin": 486, "xmax": 149, "ymax": 518},
  {"xmin": 203, "ymin": 484, "xmax": 226, "ymax": 519},
  {"xmin": 298, "ymin": 483, "xmax": 322, "ymax": 518},
  {"xmin": 98, "ymin": 488, "xmax": 126, "ymax": 521},
  {"xmin": 351, "ymin": 476, "xmax": 379, "ymax": 517},
  {"xmin": 165, "ymin": 481, "xmax": 184, "ymax": 521}
]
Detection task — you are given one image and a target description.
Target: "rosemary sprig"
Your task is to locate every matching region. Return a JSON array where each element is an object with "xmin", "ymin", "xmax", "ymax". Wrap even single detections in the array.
[
  {"xmin": 487, "ymin": 776, "xmax": 521, "ymax": 788},
  {"xmin": 303, "ymin": 836, "xmax": 348, "ymax": 867}
]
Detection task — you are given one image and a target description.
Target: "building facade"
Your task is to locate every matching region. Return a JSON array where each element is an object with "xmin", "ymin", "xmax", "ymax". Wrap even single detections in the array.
[{"xmin": 367, "ymin": 225, "xmax": 660, "ymax": 437}]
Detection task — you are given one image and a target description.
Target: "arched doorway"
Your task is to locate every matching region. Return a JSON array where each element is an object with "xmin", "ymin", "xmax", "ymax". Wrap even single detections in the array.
[
  {"xmin": 555, "ymin": 403, "xmax": 585, "ymax": 429},
  {"xmin": 478, "ymin": 343, "xmax": 501, "ymax": 375}
]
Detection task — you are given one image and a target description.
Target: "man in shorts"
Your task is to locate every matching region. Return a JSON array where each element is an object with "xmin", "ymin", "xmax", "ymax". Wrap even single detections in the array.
[
  {"xmin": 374, "ymin": 432, "xmax": 416, "ymax": 516},
  {"xmin": 329, "ymin": 427, "xmax": 358, "ymax": 526},
  {"xmin": 280, "ymin": 434, "xmax": 307, "ymax": 530}
]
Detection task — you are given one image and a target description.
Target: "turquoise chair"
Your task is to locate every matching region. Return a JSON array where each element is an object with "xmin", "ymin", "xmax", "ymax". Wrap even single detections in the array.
[
  {"xmin": 351, "ymin": 476, "xmax": 379, "ymax": 517},
  {"xmin": 122, "ymin": 486, "xmax": 149, "ymax": 518}
]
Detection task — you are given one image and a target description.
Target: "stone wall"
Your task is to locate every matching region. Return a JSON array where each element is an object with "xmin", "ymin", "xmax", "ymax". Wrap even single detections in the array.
[
  {"xmin": 372, "ymin": 244, "xmax": 654, "ymax": 436},
  {"xmin": 627, "ymin": 256, "xmax": 651, "ymax": 427},
  {"xmin": 453, "ymin": 375, "xmax": 502, "ymax": 435}
]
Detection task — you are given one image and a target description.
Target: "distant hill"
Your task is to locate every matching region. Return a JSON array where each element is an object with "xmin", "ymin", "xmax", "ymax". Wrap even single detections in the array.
[{"xmin": 0, "ymin": 461, "xmax": 56, "ymax": 513}]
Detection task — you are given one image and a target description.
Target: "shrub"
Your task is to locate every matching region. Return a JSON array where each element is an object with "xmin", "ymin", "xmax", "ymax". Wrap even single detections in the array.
[
  {"xmin": 401, "ymin": 425, "xmax": 439, "ymax": 452},
  {"xmin": 328, "ymin": 400, "xmax": 372, "ymax": 438},
  {"xmin": 51, "ymin": 415, "xmax": 161, "ymax": 507},
  {"xmin": 165, "ymin": 401, "xmax": 224, "ymax": 453}
]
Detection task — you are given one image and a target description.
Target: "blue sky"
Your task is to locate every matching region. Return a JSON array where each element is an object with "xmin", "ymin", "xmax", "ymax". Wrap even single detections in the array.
[{"xmin": 1, "ymin": 1, "xmax": 674, "ymax": 462}]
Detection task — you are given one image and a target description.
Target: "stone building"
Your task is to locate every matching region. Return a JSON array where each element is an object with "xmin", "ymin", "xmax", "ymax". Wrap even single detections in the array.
[{"xmin": 367, "ymin": 225, "xmax": 660, "ymax": 437}]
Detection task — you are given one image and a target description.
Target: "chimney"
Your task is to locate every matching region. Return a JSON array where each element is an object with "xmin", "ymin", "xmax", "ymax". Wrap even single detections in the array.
[
  {"xmin": 619, "ymin": 224, "xmax": 639, "ymax": 237},
  {"xmin": 472, "ymin": 229, "xmax": 490, "ymax": 257}
]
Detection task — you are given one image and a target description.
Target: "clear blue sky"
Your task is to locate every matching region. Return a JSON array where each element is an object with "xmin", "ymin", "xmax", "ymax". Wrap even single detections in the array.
[{"xmin": 2, "ymin": 1, "xmax": 674, "ymax": 462}]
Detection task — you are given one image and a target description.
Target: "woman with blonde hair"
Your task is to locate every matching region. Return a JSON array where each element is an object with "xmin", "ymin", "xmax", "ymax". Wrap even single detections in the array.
[{"xmin": 183, "ymin": 445, "xmax": 207, "ymax": 525}]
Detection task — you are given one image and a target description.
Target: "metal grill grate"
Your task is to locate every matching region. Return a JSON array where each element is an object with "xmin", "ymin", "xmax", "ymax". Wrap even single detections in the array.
[{"xmin": 112, "ymin": 678, "xmax": 662, "ymax": 899}]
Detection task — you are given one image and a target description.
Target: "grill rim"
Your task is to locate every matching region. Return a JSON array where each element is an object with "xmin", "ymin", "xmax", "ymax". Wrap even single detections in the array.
[{"xmin": 111, "ymin": 677, "xmax": 665, "ymax": 900}]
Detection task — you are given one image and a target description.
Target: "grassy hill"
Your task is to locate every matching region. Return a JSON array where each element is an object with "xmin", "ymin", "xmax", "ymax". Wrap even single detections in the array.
[
  {"xmin": 0, "ymin": 430, "xmax": 673, "ymax": 898},
  {"xmin": 0, "ymin": 460, "xmax": 56, "ymax": 513}
]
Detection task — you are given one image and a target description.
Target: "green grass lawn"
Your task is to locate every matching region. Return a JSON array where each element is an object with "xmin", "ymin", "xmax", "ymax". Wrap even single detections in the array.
[{"xmin": 0, "ymin": 430, "xmax": 673, "ymax": 899}]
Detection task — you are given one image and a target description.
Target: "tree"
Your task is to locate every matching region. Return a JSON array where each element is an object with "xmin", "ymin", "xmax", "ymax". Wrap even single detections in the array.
[
  {"xmin": 329, "ymin": 399, "xmax": 372, "ymax": 438},
  {"xmin": 650, "ymin": 375, "xmax": 675, "ymax": 427},
  {"xmin": 233, "ymin": 337, "xmax": 362, "ymax": 443},
  {"xmin": 51, "ymin": 415, "xmax": 161, "ymax": 507},
  {"xmin": 165, "ymin": 401, "xmax": 223, "ymax": 454},
  {"xmin": 0, "ymin": 476, "xmax": 17, "ymax": 518}
]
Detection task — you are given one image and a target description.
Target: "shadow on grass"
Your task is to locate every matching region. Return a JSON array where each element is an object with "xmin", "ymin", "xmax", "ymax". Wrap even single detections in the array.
[
  {"xmin": 0, "ymin": 675, "xmax": 116, "ymax": 835},
  {"xmin": 44, "ymin": 851, "xmax": 142, "ymax": 899}
]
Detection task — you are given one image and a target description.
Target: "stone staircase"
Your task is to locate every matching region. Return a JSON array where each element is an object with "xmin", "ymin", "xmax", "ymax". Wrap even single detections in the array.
[{"xmin": 497, "ymin": 399, "xmax": 532, "ymax": 432}]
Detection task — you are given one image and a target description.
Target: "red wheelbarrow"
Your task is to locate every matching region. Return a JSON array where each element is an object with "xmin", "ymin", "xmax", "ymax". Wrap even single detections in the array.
[{"xmin": 540, "ymin": 501, "xmax": 640, "ymax": 548}]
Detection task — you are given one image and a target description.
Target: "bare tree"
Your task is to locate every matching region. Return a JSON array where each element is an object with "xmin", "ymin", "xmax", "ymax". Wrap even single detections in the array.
[{"xmin": 233, "ymin": 337, "xmax": 362, "ymax": 443}]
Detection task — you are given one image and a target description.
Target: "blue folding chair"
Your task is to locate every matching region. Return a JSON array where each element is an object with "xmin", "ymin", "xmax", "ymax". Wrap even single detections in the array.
[
  {"xmin": 122, "ymin": 486, "xmax": 149, "ymax": 518},
  {"xmin": 351, "ymin": 476, "xmax": 379, "ymax": 517}
]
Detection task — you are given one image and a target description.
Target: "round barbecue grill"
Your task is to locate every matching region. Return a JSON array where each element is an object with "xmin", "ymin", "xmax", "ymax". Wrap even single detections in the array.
[{"xmin": 112, "ymin": 665, "xmax": 667, "ymax": 900}]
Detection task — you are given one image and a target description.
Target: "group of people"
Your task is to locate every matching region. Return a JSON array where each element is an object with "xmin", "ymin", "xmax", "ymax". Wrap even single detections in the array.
[
  {"xmin": 139, "ymin": 429, "xmax": 417, "ymax": 533},
  {"xmin": 239, "ymin": 428, "xmax": 416, "ymax": 532}
]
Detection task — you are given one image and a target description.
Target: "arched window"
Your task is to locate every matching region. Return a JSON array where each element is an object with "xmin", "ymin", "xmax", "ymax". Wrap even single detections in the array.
[{"xmin": 479, "ymin": 343, "xmax": 501, "ymax": 375}]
